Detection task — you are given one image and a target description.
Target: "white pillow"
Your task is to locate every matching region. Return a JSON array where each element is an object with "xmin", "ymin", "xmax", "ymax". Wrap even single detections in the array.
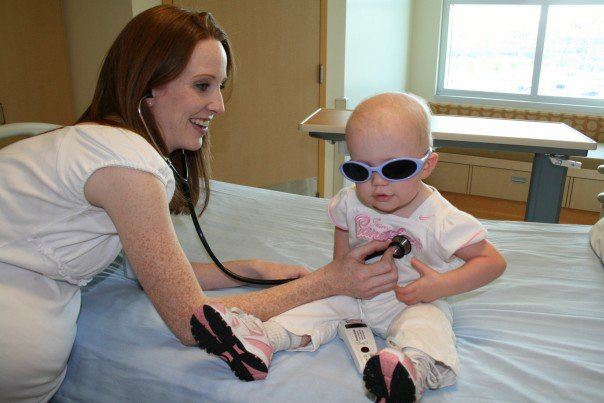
[{"xmin": 589, "ymin": 217, "xmax": 604, "ymax": 262}]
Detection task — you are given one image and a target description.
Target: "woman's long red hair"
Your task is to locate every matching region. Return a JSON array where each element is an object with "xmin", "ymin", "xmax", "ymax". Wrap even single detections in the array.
[{"xmin": 78, "ymin": 5, "xmax": 233, "ymax": 214}]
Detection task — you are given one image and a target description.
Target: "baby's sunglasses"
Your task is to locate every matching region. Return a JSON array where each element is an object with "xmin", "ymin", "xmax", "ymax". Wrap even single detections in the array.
[{"xmin": 340, "ymin": 148, "xmax": 432, "ymax": 183}]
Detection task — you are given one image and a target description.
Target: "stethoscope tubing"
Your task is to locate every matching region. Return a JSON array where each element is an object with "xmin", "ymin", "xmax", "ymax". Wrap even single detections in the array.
[
  {"xmin": 138, "ymin": 97, "xmax": 292, "ymax": 285},
  {"xmin": 178, "ymin": 159, "xmax": 292, "ymax": 285}
]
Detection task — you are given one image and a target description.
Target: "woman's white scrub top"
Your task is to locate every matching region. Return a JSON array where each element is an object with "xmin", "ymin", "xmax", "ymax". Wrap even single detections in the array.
[
  {"xmin": 0, "ymin": 124, "xmax": 175, "ymax": 285},
  {"xmin": 0, "ymin": 124, "xmax": 174, "ymax": 402}
]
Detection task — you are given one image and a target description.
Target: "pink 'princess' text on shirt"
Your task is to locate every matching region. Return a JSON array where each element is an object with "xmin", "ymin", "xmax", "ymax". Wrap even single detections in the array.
[{"xmin": 354, "ymin": 214, "xmax": 422, "ymax": 250}]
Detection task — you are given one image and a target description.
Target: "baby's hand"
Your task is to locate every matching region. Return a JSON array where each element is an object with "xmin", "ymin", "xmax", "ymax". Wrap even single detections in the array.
[{"xmin": 394, "ymin": 258, "xmax": 445, "ymax": 305}]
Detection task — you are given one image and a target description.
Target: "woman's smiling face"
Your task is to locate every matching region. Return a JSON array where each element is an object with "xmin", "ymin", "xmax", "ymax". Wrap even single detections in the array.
[{"xmin": 147, "ymin": 38, "xmax": 228, "ymax": 153}]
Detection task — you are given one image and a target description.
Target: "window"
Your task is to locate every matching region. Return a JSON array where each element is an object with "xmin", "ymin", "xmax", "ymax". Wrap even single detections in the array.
[{"xmin": 436, "ymin": 1, "xmax": 604, "ymax": 113}]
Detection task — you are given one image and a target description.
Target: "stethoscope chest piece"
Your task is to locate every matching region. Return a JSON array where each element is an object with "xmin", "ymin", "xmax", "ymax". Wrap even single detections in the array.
[
  {"xmin": 364, "ymin": 235, "xmax": 412, "ymax": 262},
  {"xmin": 390, "ymin": 235, "xmax": 412, "ymax": 259}
]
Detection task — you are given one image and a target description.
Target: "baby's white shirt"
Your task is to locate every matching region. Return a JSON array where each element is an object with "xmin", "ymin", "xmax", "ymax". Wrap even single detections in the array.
[{"xmin": 328, "ymin": 186, "xmax": 487, "ymax": 285}]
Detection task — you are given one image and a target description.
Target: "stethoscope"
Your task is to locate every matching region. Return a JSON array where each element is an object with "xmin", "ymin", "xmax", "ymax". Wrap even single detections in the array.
[{"xmin": 137, "ymin": 96, "xmax": 411, "ymax": 286}]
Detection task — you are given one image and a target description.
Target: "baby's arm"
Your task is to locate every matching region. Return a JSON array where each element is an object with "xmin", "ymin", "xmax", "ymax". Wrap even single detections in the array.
[
  {"xmin": 447, "ymin": 239, "xmax": 506, "ymax": 295},
  {"xmin": 333, "ymin": 226, "xmax": 351, "ymax": 259},
  {"xmin": 395, "ymin": 239, "xmax": 506, "ymax": 305}
]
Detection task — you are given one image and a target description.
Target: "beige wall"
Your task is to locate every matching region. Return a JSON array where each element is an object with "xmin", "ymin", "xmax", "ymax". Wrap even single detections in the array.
[
  {"xmin": 321, "ymin": 0, "xmax": 413, "ymax": 197},
  {"xmin": 407, "ymin": 0, "xmax": 442, "ymax": 102},
  {"xmin": 132, "ymin": 0, "xmax": 162, "ymax": 16},
  {"xmin": 326, "ymin": 0, "xmax": 346, "ymax": 110},
  {"xmin": 326, "ymin": 0, "xmax": 414, "ymax": 108},
  {"xmin": 344, "ymin": 0, "xmax": 412, "ymax": 108},
  {"xmin": 0, "ymin": 0, "xmax": 74, "ymax": 125},
  {"xmin": 61, "ymin": 0, "xmax": 160, "ymax": 118}
]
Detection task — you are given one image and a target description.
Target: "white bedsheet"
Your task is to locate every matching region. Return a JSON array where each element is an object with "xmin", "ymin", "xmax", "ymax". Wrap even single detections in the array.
[{"xmin": 54, "ymin": 181, "xmax": 604, "ymax": 402}]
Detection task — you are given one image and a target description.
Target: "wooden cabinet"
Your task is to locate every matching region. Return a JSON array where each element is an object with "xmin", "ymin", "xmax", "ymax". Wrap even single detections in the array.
[
  {"xmin": 568, "ymin": 178, "xmax": 602, "ymax": 212},
  {"xmin": 563, "ymin": 177, "xmax": 571, "ymax": 207},
  {"xmin": 470, "ymin": 166, "xmax": 530, "ymax": 202},
  {"xmin": 427, "ymin": 152, "xmax": 602, "ymax": 213},
  {"xmin": 426, "ymin": 161, "xmax": 470, "ymax": 194}
]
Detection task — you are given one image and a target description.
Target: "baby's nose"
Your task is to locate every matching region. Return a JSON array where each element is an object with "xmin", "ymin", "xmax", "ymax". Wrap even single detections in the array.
[{"xmin": 370, "ymin": 172, "xmax": 389, "ymax": 185}]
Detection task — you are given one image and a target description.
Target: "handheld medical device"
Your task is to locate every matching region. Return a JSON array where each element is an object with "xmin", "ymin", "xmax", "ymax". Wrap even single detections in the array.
[
  {"xmin": 338, "ymin": 319, "xmax": 378, "ymax": 373},
  {"xmin": 338, "ymin": 236, "xmax": 411, "ymax": 372}
]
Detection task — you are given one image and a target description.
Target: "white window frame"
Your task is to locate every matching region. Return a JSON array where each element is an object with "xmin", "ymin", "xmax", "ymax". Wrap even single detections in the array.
[{"xmin": 436, "ymin": 0, "xmax": 604, "ymax": 114}]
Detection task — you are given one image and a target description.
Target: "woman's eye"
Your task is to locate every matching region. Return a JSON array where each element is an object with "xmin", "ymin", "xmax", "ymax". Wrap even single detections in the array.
[
  {"xmin": 220, "ymin": 83, "xmax": 226, "ymax": 90},
  {"xmin": 195, "ymin": 83, "xmax": 210, "ymax": 91}
]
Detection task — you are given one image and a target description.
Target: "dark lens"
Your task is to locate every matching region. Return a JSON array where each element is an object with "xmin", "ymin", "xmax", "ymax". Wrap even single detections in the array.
[
  {"xmin": 382, "ymin": 159, "xmax": 417, "ymax": 180},
  {"xmin": 342, "ymin": 162, "xmax": 369, "ymax": 182}
]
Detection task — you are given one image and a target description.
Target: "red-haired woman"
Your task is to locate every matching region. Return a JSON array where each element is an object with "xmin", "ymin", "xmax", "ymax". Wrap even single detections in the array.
[{"xmin": 0, "ymin": 5, "xmax": 397, "ymax": 400}]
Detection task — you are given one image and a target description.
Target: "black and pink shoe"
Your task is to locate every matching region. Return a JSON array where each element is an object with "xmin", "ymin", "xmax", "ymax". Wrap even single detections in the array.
[
  {"xmin": 191, "ymin": 303, "xmax": 273, "ymax": 381},
  {"xmin": 363, "ymin": 347, "xmax": 424, "ymax": 403}
]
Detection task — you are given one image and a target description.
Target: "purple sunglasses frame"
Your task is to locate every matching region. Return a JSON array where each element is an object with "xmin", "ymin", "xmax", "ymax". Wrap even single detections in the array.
[{"xmin": 340, "ymin": 148, "xmax": 432, "ymax": 183}]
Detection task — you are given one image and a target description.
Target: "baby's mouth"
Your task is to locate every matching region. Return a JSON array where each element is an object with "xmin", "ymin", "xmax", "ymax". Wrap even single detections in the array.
[{"xmin": 373, "ymin": 194, "xmax": 393, "ymax": 201}]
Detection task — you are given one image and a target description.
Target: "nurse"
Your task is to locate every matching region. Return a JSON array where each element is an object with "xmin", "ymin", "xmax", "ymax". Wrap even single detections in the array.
[{"xmin": 0, "ymin": 5, "xmax": 398, "ymax": 401}]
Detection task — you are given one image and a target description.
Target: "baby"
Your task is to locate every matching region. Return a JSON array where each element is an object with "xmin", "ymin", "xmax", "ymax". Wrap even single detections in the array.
[{"xmin": 192, "ymin": 92, "xmax": 507, "ymax": 402}]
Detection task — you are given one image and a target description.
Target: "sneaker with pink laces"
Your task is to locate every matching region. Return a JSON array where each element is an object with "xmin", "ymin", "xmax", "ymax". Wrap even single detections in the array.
[
  {"xmin": 363, "ymin": 347, "xmax": 425, "ymax": 403},
  {"xmin": 190, "ymin": 303, "xmax": 273, "ymax": 381}
]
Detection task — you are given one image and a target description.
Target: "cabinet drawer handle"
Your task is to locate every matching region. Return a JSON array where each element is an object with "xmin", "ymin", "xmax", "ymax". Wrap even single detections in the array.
[{"xmin": 510, "ymin": 176, "xmax": 527, "ymax": 184}]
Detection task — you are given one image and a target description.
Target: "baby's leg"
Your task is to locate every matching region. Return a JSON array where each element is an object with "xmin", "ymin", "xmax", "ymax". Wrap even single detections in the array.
[
  {"xmin": 363, "ymin": 300, "xmax": 457, "ymax": 401},
  {"xmin": 266, "ymin": 295, "xmax": 360, "ymax": 352},
  {"xmin": 386, "ymin": 299, "xmax": 458, "ymax": 387},
  {"xmin": 191, "ymin": 296, "xmax": 360, "ymax": 381},
  {"xmin": 262, "ymin": 320, "xmax": 308, "ymax": 351}
]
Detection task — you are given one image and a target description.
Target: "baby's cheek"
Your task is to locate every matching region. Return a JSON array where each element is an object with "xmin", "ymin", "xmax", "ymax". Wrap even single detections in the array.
[
  {"xmin": 354, "ymin": 184, "xmax": 372, "ymax": 206},
  {"xmin": 391, "ymin": 181, "xmax": 419, "ymax": 201}
]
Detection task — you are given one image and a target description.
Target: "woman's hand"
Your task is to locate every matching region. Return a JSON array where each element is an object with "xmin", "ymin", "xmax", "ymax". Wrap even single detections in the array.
[
  {"xmin": 237, "ymin": 259, "xmax": 311, "ymax": 281},
  {"xmin": 327, "ymin": 240, "xmax": 399, "ymax": 299},
  {"xmin": 394, "ymin": 258, "xmax": 444, "ymax": 305}
]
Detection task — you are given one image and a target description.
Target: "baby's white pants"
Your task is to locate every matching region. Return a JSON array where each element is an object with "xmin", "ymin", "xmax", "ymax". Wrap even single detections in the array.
[{"xmin": 268, "ymin": 291, "xmax": 458, "ymax": 388}]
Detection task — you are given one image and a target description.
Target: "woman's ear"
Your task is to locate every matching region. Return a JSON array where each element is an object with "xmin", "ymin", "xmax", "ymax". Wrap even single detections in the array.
[
  {"xmin": 145, "ymin": 91, "xmax": 155, "ymax": 107},
  {"xmin": 419, "ymin": 152, "xmax": 439, "ymax": 180}
]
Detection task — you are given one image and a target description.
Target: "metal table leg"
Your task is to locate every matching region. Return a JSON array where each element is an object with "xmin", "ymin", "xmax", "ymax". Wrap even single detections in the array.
[{"xmin": 525, "ymin": 153, "xmax": 567, "ymax": 223}]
